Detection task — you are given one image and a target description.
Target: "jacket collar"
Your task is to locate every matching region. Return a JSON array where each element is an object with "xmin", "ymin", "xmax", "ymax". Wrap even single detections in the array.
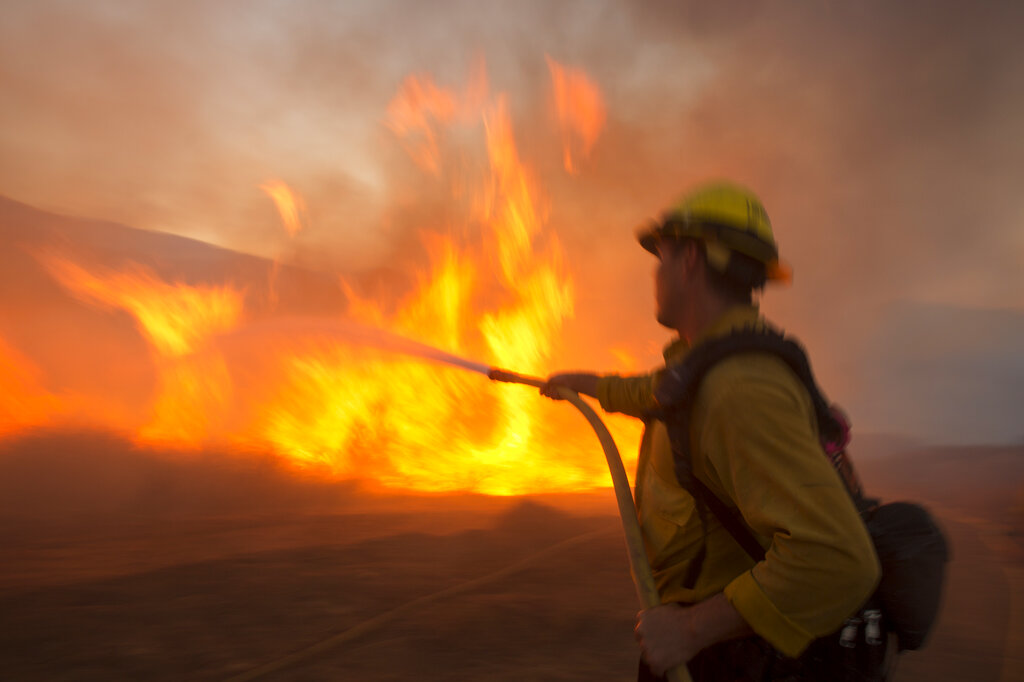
[{"xmin": 661, "ymin": 304, "xmax": 764, "ymax": 364}]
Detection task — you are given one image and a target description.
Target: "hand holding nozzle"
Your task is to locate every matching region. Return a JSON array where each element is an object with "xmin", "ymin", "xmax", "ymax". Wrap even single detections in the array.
[
  {"xmin": 488, "ymin": 368, "xmax": 599, "ymax": 399},
  {"xmin": 487, "ymin": 368, "xmax": 596, "ymax": 399},
  {"xmin": 538, "ymin": 372, "xmax": 600, "ymax": 400},
  {"xmin": 489, "ymin": 368, "xmax": 600, "ymax": 401}
]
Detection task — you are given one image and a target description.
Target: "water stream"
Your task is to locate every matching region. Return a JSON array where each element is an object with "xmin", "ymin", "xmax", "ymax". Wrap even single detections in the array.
[{"xmin": 219, "ymin": 316, "xmax": 493, "ymax": 376}]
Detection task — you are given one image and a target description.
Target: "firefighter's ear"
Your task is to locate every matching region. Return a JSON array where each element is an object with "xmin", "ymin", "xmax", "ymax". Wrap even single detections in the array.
[{"xmin": 680, "ymin": 240, "xmax": 705, "ymax": 280}]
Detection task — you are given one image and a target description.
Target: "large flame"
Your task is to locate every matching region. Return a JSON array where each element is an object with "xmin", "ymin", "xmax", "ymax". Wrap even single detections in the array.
[
  {"xmin": 257, "ymin": 76, "xmax": 606, "ymax": 495},
  {"xmin": 11, "ymin": 59, "xmax": 641, "ymax": 495}
]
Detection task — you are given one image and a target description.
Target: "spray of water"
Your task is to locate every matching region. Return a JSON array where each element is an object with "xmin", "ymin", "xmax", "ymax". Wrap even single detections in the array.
[{"xmin": 219, "ymin": 316, "xmax": 493, "ymax": 376}]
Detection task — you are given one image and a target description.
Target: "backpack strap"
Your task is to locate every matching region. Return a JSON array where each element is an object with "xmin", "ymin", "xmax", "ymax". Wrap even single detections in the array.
[
  {"xmin": 653, "ymin": 328, "xmax": 846, "ymax": 448},
  {"xmin": 690, "ymin": 476, "xmax": 766, "ymax": 562}
]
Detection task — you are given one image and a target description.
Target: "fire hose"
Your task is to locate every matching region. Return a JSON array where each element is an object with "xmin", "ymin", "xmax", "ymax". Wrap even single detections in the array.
[{"xmin": 489, "ymin": 368, "xmax": 693, "ymax": 682}]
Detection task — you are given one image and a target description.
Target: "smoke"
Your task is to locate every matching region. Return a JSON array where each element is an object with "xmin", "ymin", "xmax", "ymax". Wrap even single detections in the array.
[{"xmin": 2, "ymin": 0, "xmax": 1022, "ymax": 441}]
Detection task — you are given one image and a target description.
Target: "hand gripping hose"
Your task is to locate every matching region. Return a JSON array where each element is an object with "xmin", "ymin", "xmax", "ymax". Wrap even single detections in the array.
[{"xmin": 489, "ymin": 369, "xmax": 693, "ymax": 682}]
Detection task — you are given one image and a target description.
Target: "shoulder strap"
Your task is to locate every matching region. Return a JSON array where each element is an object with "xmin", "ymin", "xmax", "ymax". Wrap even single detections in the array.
[
  {"xmin": 653, "ymin": 328, "xmax": 845, "ymax": 447},
  {"xmin": 690, "ymin": 477, "xmax": 766, "ymax": 561}
]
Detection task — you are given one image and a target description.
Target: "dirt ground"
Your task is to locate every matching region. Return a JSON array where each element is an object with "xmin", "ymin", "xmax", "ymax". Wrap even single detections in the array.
[{"xmin": 1, "ymin": 436, "xmax": 1022, "ymax": 681}]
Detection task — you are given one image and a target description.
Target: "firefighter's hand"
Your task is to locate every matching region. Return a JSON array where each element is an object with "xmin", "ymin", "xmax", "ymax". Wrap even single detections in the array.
[
  {"xmin": 635, "ymin": 604, "xmax": 698, "ymax": 676},
  {"xmin": 540, "ymin": 373, "xmax": 599, "ymax": 400}
]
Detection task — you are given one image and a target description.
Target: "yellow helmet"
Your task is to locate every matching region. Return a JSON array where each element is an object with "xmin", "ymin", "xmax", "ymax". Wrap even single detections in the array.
[{"xmin": 637, "ymin": 181, "xmax": 792, "ymax": 284}]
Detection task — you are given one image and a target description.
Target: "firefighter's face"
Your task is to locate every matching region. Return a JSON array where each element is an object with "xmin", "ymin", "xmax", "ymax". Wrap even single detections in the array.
[{"xmin": 655, "ymin": 240, "xmax": 693, "ymax": 329}]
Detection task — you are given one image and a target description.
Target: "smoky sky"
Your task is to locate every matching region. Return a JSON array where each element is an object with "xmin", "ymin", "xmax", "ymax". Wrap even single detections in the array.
[{"xmin": 2, "ymin": 0, "xmax": 1023, "ymax": 442}]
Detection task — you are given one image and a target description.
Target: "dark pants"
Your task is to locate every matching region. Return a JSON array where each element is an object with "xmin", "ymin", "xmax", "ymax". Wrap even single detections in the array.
[
  {"xmin": 637, "ymin": 637, "xmax": 774, "ymax": 682},
  {"xmin": 637, "ymin": 632, "xmax": 892, "ymax": 682}
]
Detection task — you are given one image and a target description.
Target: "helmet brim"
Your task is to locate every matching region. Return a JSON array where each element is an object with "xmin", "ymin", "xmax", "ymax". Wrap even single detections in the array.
[
  {"xmin": 637, "ymin": 223, "xmax": 793, "ymax": 285},
  {"xmin": 637, "ymin": 226, "xmax": 659, "ymax": 256}
]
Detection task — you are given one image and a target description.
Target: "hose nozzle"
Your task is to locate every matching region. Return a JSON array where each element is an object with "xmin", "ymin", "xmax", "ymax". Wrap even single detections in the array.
[{"xmin": 488, "ymin": 368, "xmax": 544, "ymax": 388}]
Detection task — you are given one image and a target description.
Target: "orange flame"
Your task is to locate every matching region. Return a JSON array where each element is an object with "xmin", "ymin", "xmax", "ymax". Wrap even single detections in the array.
[
  {"xmin": 260, "ymin": 180, "xmax": 306, "ymax": 308},
  {"xmin": 40, "ymin": 256, "xmax": 244, "ymax": 357},
  {"xmin": 546, "ymin": 56, "xmax": 606, "ymax": 174},
  {"xmin": 385, "ymin": 74, "xmax": 460, "ymax": 176},
  {"xmin": 260, "ymin": 180, "xmax": 306, "ymax": 238},
  {"xmin": 385, "ymin": 60, "xmax": 488, "ymax": 176},
  {"xmin": 39, "ymin": 254, "xmax": 244, "ymax": 446},
  {"xmin": 253, "ymin": 66, "xmax": 623, "ymax": 495},
  {"xmin": 11, "ymin": 59, "xmax": 639, "ymax": 495}
]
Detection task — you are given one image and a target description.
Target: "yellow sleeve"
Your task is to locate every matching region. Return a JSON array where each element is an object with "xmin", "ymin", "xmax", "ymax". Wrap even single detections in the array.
[
  {"xmin": 595, "ymin": 372, "xmax": 658, "ymax": 419},
  {"xmin": 700, "ymin": 369, "xmax": 880, "ymax": 658}
]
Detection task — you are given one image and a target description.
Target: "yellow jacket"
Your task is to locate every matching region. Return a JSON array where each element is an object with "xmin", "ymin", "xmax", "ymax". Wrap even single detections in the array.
[{"xmin": 595, "ymin": 305, "xmax": 880, "ymax": 658}]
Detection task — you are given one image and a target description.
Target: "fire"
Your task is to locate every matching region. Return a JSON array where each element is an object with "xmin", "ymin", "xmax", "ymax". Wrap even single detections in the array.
[
  {"xmin": 0, "ymin": 337, "xmax": 58, "ymax": 436},
  {"xmin": 477, "ymin": 98, "xmax": 576, "ymax": 479},
  {"xmin": 261, "ymin": 180, "xmax": 306, "ymax": 308},
  {"xmin": 40, "ymin": 256, "xmax": 244, "ymax": 358},
  {"xmin": 10, "ymin": 58, "xmax": 640, "ymax": 495},
  {"xmin": 261, "ymin": 180, "xmax": 306, "ymax": 238},
  {"xmin": 258, "ymin": 79, "xmax": 589, "ymax": 494},
  {"xmin": 385, "ymin": 60, "xmax": 488, "ymax": 176},
  {"xmin": 253, "ymin": 63, "xmax": 630, "ymax": 495},
  {"xmin": 546, "ymin": 56, "xmax": 606, "ymax": 174},
  {"xmin": 385, "ymin": 74, "xmax": 461, "ymax": 176},
  {"xmin": 38, "ymin": 254, "xmax": 244, "ymax": 446},
  {"xmin": 138, "ymin": 354, "xmax": 235, "ymax": 447}
]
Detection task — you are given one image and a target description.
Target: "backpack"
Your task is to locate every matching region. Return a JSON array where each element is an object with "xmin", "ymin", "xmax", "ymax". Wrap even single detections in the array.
[{"xmin": 648, "ymin": 328, "xmax": 949, "ymax": 666}]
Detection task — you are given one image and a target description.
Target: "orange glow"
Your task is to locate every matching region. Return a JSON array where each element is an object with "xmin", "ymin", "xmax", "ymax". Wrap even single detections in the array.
[
  {"xmin": 0, "ymin": 337, "xmax": 57, "ymax": 435},
  {"xmin": 385, "ymin": 74, "xmax": 460, "ymax": 176},
  {"xmin": 137, "ymin": 354, "xmax": 235, "ymax": 447},
  {"xmin": 252, "ymin": 63, "xmax": 636, "ymax": 495},
  {"xmin": 546, "ymin": 56, "xmax": 606, "ymax": 174},
  {"xmin": 12, "ymin": 60, "xmax": 642, "ymax": 495},
  {"xmin": 610, "ymin": 347, "xmax": 638, "ymax": 372},
  {"xmin": 260, "ymin": 180, "xmax": 306, "ymax": 308},
  {"xmin": 385, "ymin": 60, "xmax": 488, "ymax": 176},
  {"xmin": 40, "ymin": 256, "xmax": 244, "ymax": 357},
  {"xmin": 260, "ymin": 180, "xmax": 306, "ymax": 237},
  {"xmin": 258, "ymin": 83, "xmax": 594, "ymax": 495},
  {"xmin": 39, "ymin": 254, "xmax": 244, "ymax": 447},
  {"xmin": 0, "ymin": 335, "xmax": 132, "ymax": 436}
]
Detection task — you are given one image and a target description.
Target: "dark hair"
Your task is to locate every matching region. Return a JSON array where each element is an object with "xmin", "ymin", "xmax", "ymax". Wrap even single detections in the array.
[{"xmin": 662, "ymin": 237, "xmax": 764, "ymax": 304}]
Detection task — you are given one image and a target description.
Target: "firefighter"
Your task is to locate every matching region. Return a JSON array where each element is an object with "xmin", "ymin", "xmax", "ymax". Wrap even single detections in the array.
[{"xmin": 541, "ymin": 182, "xmax": 880, "ymax": 681}]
